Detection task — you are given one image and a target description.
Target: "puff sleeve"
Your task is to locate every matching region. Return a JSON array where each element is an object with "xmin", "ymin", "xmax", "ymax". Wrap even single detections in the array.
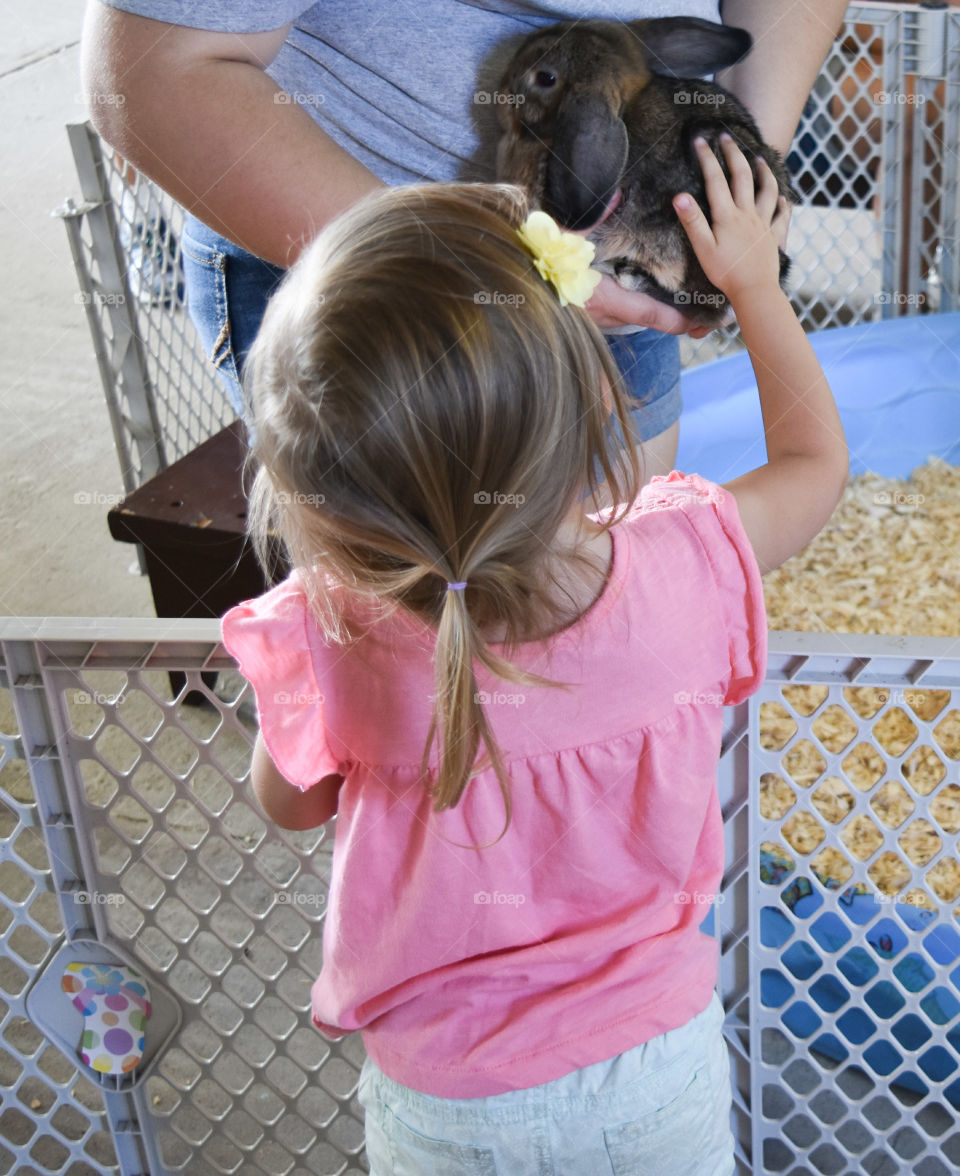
[
  {"xmin": 641, "ymin": 472, "xmax": 768, "ymax": 705},
  {"xmin": 221, "ymin": 576, "xmax": 344, "ymax": 790}
]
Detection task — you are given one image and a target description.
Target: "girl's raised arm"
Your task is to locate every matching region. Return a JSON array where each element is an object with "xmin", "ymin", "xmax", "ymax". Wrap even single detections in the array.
[{"xmin": 674, "ymin": 137, "xmax": 848, "ymax": 573}]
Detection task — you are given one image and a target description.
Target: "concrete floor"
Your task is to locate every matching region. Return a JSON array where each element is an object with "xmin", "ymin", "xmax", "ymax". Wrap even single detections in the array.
[{"xmin": 1, "ymin": 1, "xmax": 154, "ymax": 622}]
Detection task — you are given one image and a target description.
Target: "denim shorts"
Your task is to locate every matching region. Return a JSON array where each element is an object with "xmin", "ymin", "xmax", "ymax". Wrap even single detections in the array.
[
  {"xmin": 180, "ymin": 215, "xmax": 286, "ymax": 420},
  {"xmin": 180, "ymin": 216, "xmax": 682, "ymax": 441},
  {"xmin": 357, "ymin": 992, "xmax": 735, "ymax": 1176}
]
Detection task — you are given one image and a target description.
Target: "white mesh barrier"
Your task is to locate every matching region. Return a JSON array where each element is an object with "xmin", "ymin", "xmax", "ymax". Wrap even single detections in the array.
[
  {"xmin": 1, "ymin": 621, "xmax": 367, "ymax": 1176},
  {"xmin": 0, "ymin": 670, "xmax": 122, "ymax": 1174},
  {"xmin": 2, "ymin": 623, "xmax": 960, "ymax": 1173},
  {"xmin": 749, "ymin": 637, "xmax": 960, "ymax": 1175},
  {"xmin": 59, "ymin": 3, "xmax": 960, "ymax": 484}
]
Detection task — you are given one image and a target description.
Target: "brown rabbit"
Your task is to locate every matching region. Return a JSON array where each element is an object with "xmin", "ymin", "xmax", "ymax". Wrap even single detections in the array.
[{"xmin": 494, "ymin": 18, "xmax": 798, "ymax": 326}]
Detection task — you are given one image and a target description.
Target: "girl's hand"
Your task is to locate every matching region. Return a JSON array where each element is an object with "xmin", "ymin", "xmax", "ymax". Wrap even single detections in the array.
[{"xmin": 672, "ymin": 134, "xmax": 789, "ymax": 305}]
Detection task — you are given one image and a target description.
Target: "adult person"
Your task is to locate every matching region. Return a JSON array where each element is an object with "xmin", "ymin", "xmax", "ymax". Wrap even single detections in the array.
[{"xmin": 82, "ymin": 0, "xmax": 849, "ymax": 477}]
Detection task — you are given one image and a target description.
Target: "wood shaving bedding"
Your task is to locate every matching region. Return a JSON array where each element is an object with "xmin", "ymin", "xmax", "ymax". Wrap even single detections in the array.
[
  {"xmin": 756, "ymin": 459, "xmax": 960, "ymax": 908},
  {"xmin": 763, "ymin": 459, "xmax": 960, "ymax": 636}
]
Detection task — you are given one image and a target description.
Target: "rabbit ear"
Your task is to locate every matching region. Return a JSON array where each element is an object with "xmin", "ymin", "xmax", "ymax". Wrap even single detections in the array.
[
  {"xmin": 629, "ymin": 17, "xmax": 751, "ymax": 77},
  {"xmin": 544, "ymin": 93, "xmax": 628, "ymax": 230}
]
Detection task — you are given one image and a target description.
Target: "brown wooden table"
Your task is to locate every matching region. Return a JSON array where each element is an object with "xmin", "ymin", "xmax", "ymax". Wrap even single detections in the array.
[{"xmin": 107, "ymin": 420, "xmax": 286, "ymax": 701}]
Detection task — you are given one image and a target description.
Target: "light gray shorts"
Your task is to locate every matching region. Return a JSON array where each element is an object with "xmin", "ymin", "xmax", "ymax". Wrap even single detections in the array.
[{"xmin": 358, "ymin": 990, "xmax": 735, "ymax": 1175}]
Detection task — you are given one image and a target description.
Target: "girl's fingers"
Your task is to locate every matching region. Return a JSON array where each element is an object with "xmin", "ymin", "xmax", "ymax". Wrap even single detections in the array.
[
  {"xmin": 673, "ymin": 190, "xmax": 715, "ymax": 251},
  {"xmin": 771, "ymin": 195, "xmax": 792, "ymax": 245},
  {"xmin": 754, "ymin": 157, "xmax": 781, "ymax": 223},
  {"xmin": 719, "ymin": 133, "xmax": 755, "ymax": 207},
  {"xmin": 692, "ymin": 136, "xmax": 733, "ymax": 216}
]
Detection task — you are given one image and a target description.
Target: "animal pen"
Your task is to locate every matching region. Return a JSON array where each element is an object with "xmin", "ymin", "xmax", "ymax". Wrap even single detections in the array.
[{"xmin": 3, "ymin": 2, "xmax": 960, "ymax": 1173}]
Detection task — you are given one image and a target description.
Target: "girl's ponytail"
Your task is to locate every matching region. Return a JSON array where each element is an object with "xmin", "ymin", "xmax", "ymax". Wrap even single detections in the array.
[
  {"xmin": 425, "ymin": 578, "xmax": 505, "ymax": 818},
  {"xmin": 423, "ymin": 580, "xmax": 513, "ymax": 844}
]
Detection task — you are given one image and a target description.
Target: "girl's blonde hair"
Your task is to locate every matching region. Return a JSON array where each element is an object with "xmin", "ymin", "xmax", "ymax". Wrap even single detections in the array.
[{"xmin": 245, "ymin": 182, "xmax": 641, "ymax": 836}]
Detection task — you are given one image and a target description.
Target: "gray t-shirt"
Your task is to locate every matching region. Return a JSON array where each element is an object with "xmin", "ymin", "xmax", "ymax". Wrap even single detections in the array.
[{"xmin": 102, "ymin": 1, "xmax": 723, "ymax": 185}]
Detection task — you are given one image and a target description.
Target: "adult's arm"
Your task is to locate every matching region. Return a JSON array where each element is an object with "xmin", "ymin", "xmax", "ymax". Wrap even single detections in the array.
[
  {"xmin": 81, "ymin": 1, "xmax": 384, "ymax": 266},
  {"xmin": 717, "ymin": 0, "xmax": 850, "ymax": 157}
]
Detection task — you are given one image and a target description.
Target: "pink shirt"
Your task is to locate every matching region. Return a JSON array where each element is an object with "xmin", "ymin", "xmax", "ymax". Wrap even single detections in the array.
[{"xmin": 220, "ymin": 473, "xmax": 766, "ymax": 1097}]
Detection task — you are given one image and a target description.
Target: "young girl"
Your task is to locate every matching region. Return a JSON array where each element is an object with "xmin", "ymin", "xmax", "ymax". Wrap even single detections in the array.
[{"xmin": 221, "ymin": 137, "xmax": 847, "ymax": 1174}]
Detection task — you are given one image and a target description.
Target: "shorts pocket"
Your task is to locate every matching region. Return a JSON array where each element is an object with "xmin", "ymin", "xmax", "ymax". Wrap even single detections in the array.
[
  {"xmin": 379, "ymin": 1102, "xmax": 498, "ymax": 1176},
  {"xmin": 604, "ymin": 1060, "xmax": 714, "ymax": 1175},
  {"xmin": 179, "ymin": 228, "xmax": 245, "ymax": 416}
]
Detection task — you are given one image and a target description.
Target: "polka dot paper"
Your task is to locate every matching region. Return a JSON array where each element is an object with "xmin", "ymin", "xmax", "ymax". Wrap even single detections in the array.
[{"xmin": 61, "ymin": 961, "xmax": 151, "ymax": 1075}]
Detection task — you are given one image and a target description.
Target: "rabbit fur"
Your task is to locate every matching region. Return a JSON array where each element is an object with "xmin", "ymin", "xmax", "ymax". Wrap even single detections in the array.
[{"xmin": 494, "ymin": 18, "xmax": 799, "ymax": 326}]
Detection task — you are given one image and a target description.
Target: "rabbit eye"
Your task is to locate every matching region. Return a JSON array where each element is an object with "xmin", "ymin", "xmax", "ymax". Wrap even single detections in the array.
[{"xmin": 533, "ymin": 70, "xmax": 557, "ymax": 88}]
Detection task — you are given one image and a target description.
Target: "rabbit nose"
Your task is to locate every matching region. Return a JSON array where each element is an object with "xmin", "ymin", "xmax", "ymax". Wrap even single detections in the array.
[{"xmin": 544, "ymin": 93, "xmax": 628, "ymax": 230}]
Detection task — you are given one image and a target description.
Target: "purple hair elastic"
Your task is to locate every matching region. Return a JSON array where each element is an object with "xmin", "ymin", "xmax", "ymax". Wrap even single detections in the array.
[{"xmin": 446, "ymin": 581, "xmax": 467, "ymax": 591}]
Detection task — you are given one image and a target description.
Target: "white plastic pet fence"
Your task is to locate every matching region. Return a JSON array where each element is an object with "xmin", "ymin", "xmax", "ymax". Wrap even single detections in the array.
[
  {"xmin": 0, "ymin": 622, "xmax": 366, "ymax": 1176},
  {"xmin": 5, "ymin": 626, "xmax": 960, "ymax": 1175},
  {"xmin": 55, "ymin": 2, "xmax": 960, "ymax": 493}
]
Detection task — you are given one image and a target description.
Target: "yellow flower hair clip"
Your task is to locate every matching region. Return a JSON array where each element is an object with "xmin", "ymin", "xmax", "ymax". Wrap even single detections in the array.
[{"xmin": 515, "ymin": 210, "xmax": 603, "ymax": 309}]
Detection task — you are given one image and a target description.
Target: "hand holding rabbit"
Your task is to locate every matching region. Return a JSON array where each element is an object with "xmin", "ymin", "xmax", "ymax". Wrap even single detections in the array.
[{"xmin": 583, "ymin": 275, "xmax": 716, "ymax": 337}]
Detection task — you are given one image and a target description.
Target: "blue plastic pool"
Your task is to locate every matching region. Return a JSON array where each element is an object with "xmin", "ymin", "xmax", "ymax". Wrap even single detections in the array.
[{"xmin": 677, "ymin": 310, "xmax": 960, "ymax": 483}]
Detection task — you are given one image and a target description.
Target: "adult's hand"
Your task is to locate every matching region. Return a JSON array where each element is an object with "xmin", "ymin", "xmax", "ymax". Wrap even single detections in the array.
[
  {"xmin": 584, "ymin": 276, "xmax": 714, "ymax": 337},
  {"xmin": 81, "ymin": 1, "xmax": 384, "ymax": 267}
]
